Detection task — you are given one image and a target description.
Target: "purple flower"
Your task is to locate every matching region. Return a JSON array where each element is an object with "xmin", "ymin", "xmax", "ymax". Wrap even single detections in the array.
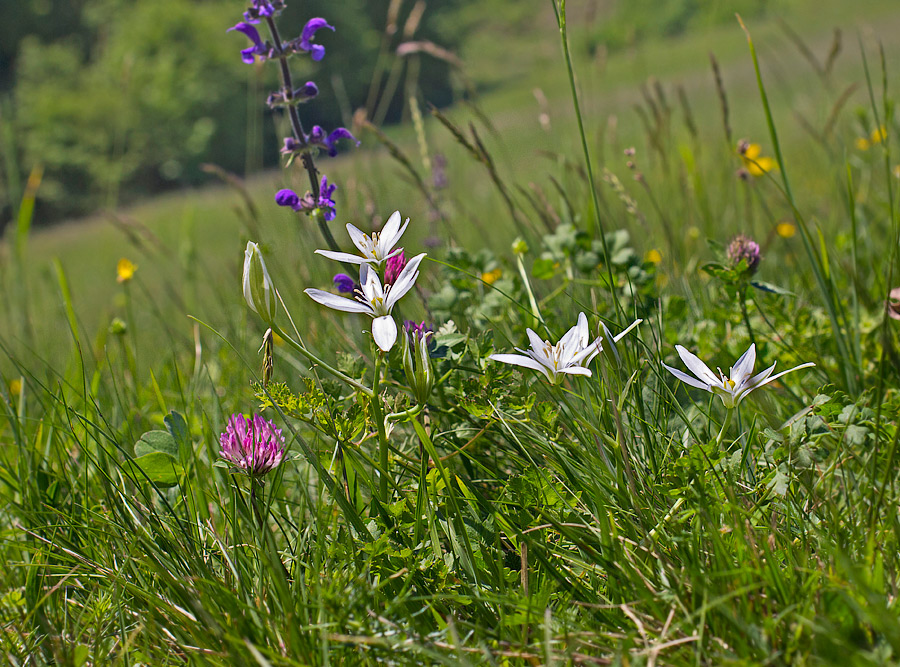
[
  {"xmin": 243, "ymin": 0, "xmax": 280, "ymax": 23},
  {"xmin": 727, "ymin": 234, "xmax": 761, "ymax": 275},
  {"xmin": 333, "ymin": 273, "xmax": 357, "ymax": 293},
  {"xmin": 308, "ymin": 126, "xmax": 359, "ymax": 157},
  {"xmin": 404, "ymin": 320, "xmax": 432, "ymax": 339},
  {"xmin": 385, "ymin": 250, "xmax": 406, "ymax": 285},
  {"xmin": 274, "ymin": 176, "xmax": 337, "ymax": 221},
  {"xmin": 317, "ymin": 175, "xmax": 337, "ymax": 221},
  {"xmin": 275, "ymin": 188, "xmax": 300, "ymax": 209},
  {"xmin": 298, "ymin": 18, "xmax": 335, "ymax": 61},
  {"xmin": 227, "ymin": 22, "xmax": 268, "ymax": 64},
  {"xmin": 219, "ymin": 413, "xmax": 286, "ymax": 477}
]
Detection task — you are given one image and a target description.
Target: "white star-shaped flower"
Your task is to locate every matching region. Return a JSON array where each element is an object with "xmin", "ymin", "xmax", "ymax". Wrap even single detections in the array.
[
  {"xmin": 489, "ymin": 313, "xmax": 602, "ymax": 384},
  {"xmin": 315, "ymin": 210, "xmax": 408, "ymax": 267},
  {"xmin": 305, "ymin": 252, "xmax": 425, "ymax": 352},
  {"xmin": 663, "ymin": 343, "xmax": 814, "ymax": 409}
]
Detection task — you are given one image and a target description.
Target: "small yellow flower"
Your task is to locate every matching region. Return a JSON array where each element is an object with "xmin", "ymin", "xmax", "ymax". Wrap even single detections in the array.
[
  {"xmin": 776, "ymin": 222, "xmax": 796, "ymax": 239},
  {"xmin": 481, "ymin": 268, "xmax": 502, "ymax": 285},
  {"xmin": 117, "ymin": 258, "xmax": 137, "ymax": 283},
  {"xmin": 741, "ymin": 143, "xmax": 777, "ymax": 177},
  {"xmin": 9, "ymin": 379, "xmax": 22, "ymax": 397},
  {"xmin": 645, "ymin": 249, "xmax": 662, "ymax": 264},
  {"xmin": 856, "ymin": 125, "xmax": 887, "ymax": 151}
]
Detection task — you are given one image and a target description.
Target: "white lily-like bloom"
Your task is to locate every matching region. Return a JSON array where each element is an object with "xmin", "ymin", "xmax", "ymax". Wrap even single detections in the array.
[
  {"xmin": 305, "ymin": 252, "xmax": 426, "ymax": 352},
  {"xmin": 663, "ymin": 343, "xmax": 814, "ymax": 409},
  {"xmin": 315, "ymin": 210, "xmax": 409, "ymax": 266},
  {"xmin": 489, "ymin": 312, "xmax": 603, "ymax": 385}
]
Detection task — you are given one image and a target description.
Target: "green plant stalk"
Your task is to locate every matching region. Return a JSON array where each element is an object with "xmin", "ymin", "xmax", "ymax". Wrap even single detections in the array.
[
  {"xmin": 739, "ymin": 16, "xmax": 855, "ymax": 392},
  {"xmin": 373, "ymin": 352, "xmax": 390, "ymax": 505},
  {"xmin": 551, "ymin": 0, "xmax": 622, "ymax": 319},
  {"xmin": 271, "ymin": 324, "xmax": 373, "ymax": 398},
  {"xmin": 715, "ymin": 408, "xmax": 734, "ymax": 448},
  {"xmin": 738, "ymin": 285, "xmax": 756, "ymax": 349}
]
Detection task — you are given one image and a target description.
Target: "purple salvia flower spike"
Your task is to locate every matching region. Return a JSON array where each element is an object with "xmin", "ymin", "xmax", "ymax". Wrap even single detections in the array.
[{"xmin": 300, "ymin": 18, "xmax": 334, "ymax": 61}]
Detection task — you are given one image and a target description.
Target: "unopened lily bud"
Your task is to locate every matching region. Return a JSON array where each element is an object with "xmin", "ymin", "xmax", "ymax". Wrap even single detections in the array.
[
  {"xmin": 412, "ymin": 330, "xmax": 434, "ymax": 403},
  {"xmin": 401, "ymin": 324, "xmax": 434, "ymax": 404},
  {"xmin": 242, "ymin": 241, "xmax": 278, "ymax": 325}
]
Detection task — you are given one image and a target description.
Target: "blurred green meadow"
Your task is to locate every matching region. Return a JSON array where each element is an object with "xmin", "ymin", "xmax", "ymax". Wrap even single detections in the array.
[{"xmin": 4, "ymin": 0, "xmax": 900, "ymax": 663}]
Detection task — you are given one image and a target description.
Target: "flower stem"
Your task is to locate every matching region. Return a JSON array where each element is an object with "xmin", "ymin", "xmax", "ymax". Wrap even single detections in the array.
[
  {"xmin": 715, "ymin": 408, "xmax": 734, "ymax": 447},
  {"xmin": 739, "ymin": 285, "xmax": 756, "ymax": 349},
  {"xmin": 372, "ymin": 352, "xmax": 390, "ymax": 505},
  {"xmin": 271, "ymin": 324, "xmax": 373, "ymax": 397},
  {"xmin": 262, "ymin": 15, "xmax": 344, "ymax": 259}
]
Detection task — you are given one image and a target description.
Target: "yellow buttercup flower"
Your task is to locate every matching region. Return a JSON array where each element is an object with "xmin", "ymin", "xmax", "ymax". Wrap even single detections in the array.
[
  {"xmin": 741, "ymin": 143, "xmax": 777, "ymax": 177},
  {"xmin": 645, "ymin": 249, "xmax": 662, "ymax": 264},
  {"xmin": 856, "ymin": 125, "xmax": 887, "ymax": 151},
  {"xmin": 117, "ymin": 258, "xmax": 137, "ymax": 283},
  {"xmin": 776, "ymin": 222, "xmax": 796, "ymax": 239},
  {"xmin": 481, "ymin": 268, "xmax": 502, "ymax": 285},
  {"xmin": 9, "ymin": 379, "xmax": 22, "ymax": 397}
]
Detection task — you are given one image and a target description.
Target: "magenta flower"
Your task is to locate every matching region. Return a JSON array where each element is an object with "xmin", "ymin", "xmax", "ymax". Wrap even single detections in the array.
[
  {"xmin": 219, "ymin": 413, "xmax": 286, "ymax": 477},
  {"xmin": 384, "ymin": 250, "xmax": 406, "ymax": 285},
  {"xmin": 227, "ymin": 22, "xmax": 269, "ymax": 64}
]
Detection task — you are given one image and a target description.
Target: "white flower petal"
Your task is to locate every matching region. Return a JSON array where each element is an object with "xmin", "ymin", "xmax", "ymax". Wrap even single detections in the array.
[
  {"xmin": 675, "ymin": 346, "xmax": 719, "ymax": 386},
  {"xmin": 572, "ymin": 337, "xmax": 603, "ymax": 365},
  {"xmin": 557, "ymin": 366, "xmax": 592, "ymax": 378},
  {"xmin": 525, "ymin": 328, "xmax": 547, "ymax": 356},
  {"xmin": 380, "ymin": 211, "xmax": 408, "ymax": 253},
  {"xmin": 386, "ymin": 253, "xmax": 426, "ymax": 307},
  {"xmin": 731, "ymin": 343, "xmax": 756, "ymax": 382},
  {"xmin": 750, "ymin": 362, "xmax": 815, "ymax": 391},
  {"xmin": 346, "ymin": 223, "xmax": 370, "ymax": 255},
  {"xmin": 314, "ymin": 249, "xmax": 369, "ymax": 264},
  {"xmin": 372, "ymin": 315, "xmax": 398, "ymax": 352},
  {"xmin": 612, "ymin": 319, "xmax": 642, "ymax": 343},
  {"xmin": 663, "ymin": 363, "xmax": 713, "ymax": 391},
  {"xmin": 305, "ymin": 288, "xmax": 372, "ymax": 314},
  {"xmin": 490, "ymin": 353, "xmax": 554, "ymax": 382}
]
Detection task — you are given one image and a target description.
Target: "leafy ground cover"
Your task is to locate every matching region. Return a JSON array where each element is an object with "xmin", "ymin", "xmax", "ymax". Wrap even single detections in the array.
[{"xmin": 3, "ymin": 0, "xmax": 900, "ymax": 664}]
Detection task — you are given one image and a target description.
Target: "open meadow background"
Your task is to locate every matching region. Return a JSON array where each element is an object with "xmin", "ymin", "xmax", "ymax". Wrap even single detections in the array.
[{"xmin": 3, "ymin": 0, "xmax": 900, "ymax": 663}]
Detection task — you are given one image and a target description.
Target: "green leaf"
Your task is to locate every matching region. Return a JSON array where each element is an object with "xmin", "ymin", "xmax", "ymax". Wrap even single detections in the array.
[
  {"xmin": 126, "ymin": 452, "xmax": 183, "ymax": 487},
  {"xmin": 164, "ymin": 411, "xmax": 190, "ymax": 460},
  {"xmin": 135, "ymin": 430, "xmax": 178, "ymax": 458},
  {"xmin": 531, "ymin": 258, "xmax": 557, "ymax": 280}
]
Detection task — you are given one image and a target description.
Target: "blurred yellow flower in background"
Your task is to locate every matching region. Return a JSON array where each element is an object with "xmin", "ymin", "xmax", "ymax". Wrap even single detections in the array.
[
  {"xmin": 856, "ymin": 125, "xmax": 887, "ymax": 151},
  {"xmin": 481, "ymin": 268, "xmax": 502, "ymax": 285},
  {"xmin": 9, "ymin": 379, "xmax": 22, "ymax": 397},
  {"xmin": 776, "ymin": 222, "xmax": 797, "ymax": 239},
  {"xmin": 741, "ymin": 143, "xmax": 777, "ymax": 177},
  {"xmin": 117, "ymin": 258, "xmax": 137, "ymax": 283},
  {"xmin": 645, "ymin": 249, "xmax": 662, "ymax": 264}
]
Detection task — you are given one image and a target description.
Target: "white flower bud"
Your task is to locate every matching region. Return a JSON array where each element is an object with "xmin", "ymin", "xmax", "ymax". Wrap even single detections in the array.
[{"xmin": 243, "ymin": 241, "xmax": 277, "ymax": 325}]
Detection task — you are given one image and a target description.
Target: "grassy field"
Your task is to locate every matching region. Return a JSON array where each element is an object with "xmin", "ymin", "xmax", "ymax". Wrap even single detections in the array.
[{"xmin": 4, "ymin": 0, "xmax": 900, "ymax": 663}]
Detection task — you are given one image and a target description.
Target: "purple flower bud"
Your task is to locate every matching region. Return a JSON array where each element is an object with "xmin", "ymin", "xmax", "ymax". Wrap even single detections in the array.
[
  {"xmin": 281, "ymin": 136, "xmax": 301, "ymax": 155},
  {"xmin": 227, "ymin": 22, "xmax": 268, "ymax": 64},
  {"xmin": 333, "ymin": 273, "xmax": 356, "ymax": 293},
  {"xmin": 243, "ymin": 0, "xmax": 281, "ymax": 22},
  {"xmin": 404, "ymin": 320, "xmax": 433, "ymax": 339},
  {"xmin": 297, "ymin": 81, "xmax": 318, "ymax": 102},
  {"xmin": 275, "ymin": 188, "xmax": 300, "ymax": 209},
  {"xmin": 299, "ymin": 18, "xmax": 335, "ymax": 61},
  {"xmin": 727, "ymin": 234, "xmax": 761, "ymax": 275},
  {"xmin": 385, "ymin": 250, "xmax": 406, "ymax": 285},
  {"xmin": 219, "ymin": 413, "xmax": 286, "ymax": 477}
]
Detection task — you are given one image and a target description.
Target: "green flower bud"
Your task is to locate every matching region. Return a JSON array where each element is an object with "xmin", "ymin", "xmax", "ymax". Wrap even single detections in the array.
[
  {"xmin": 400, "ymin": 329, "xmax": 434, "ymax": 404},
  {"xmin": 512, "ymin": 237, "xmax": 529, "ymax": 255},
  {"xmin": 243, "ymin": 241, "xmax": 278, "ymax": 325}
]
